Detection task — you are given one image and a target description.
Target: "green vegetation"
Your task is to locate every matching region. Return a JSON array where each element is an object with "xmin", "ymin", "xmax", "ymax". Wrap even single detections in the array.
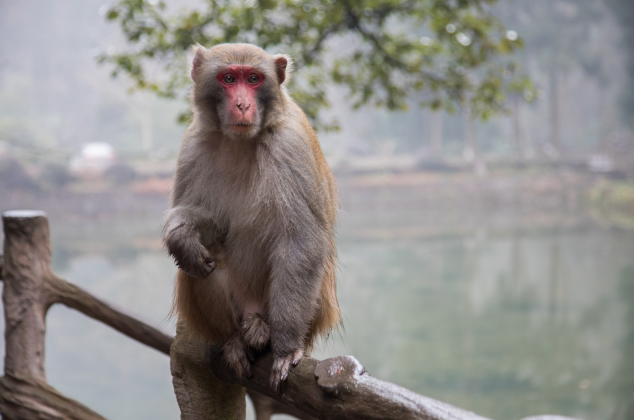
[
  {"xmin": 590, "ymin": 180, "xmax": 634, "ymax": 229},
  {"xmin": 100, "ymin": 0, "xmax": 533, "ymax": 128}
]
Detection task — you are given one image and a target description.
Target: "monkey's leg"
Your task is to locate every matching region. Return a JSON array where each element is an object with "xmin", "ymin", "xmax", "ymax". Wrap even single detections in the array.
[
  {"xmin": 241, "ymin": 313, "xmax": 270, "ymax": 351},
  {"xmin": 222, "ymin": 333, "xmax": 253, "ymax": 378},
  {"xmin": 266, "ymin": 228, "xmax": 328, "ymax": 393}
]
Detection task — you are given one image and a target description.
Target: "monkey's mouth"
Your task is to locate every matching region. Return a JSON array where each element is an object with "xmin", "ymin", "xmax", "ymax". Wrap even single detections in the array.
[{"xmin": 230, "ymin": 122, "xmax": 256, "ymax": 133}]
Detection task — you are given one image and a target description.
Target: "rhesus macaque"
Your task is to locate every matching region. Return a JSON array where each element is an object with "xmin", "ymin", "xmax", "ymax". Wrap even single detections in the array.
[{"xmin": 163, "ymin": 43, "xmax": 341, "ymax": 392}]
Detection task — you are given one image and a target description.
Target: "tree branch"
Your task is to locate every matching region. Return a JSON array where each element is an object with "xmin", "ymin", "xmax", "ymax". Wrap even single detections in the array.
[
  {"xmin": 169, "ymin": 323, "xmax": 494, "ymax": 420},
  {"xmin": 47, "ymin": 277, "xmax": 173, "ymax": 355},
  {"xmin": 0, "ymin": 375, "xmax": 106, "ymax": 420}
]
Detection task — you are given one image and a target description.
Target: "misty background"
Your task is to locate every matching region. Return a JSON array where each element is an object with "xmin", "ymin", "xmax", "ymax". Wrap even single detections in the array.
[{"xmin": 1, "ymin": 1, "xmax": 633, "ymax": 420}]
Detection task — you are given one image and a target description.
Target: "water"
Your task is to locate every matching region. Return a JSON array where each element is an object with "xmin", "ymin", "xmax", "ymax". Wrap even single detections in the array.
[
  {"xmin": 331, "ymin": 227, "xmax": 634, "ymax": 420},
  {"xmin": 1, "ymin": 190, "xmax": 633, "ymax": 420}
]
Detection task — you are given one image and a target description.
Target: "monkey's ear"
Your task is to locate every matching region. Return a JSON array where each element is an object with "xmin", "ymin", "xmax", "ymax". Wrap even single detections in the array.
[
  {"xmin": 190, "ymin": 44, "xmax": 206, "ymax": 83},
  {"xmin": 274, "ymin": 54, "xmax": 293, "ymax": 85}
]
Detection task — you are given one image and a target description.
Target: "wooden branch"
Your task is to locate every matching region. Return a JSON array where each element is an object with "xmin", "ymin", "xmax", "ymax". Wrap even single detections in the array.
[
  {"xmin": 49, "ymin": 278, "xmax": 173, "ymax": 355},
  {"xmin": 247, "ymin": 390, "xmax": 318, "ymax": 420},
  {"xmin": 170, "ymin": 324, "xmax": 247, "ymax": 419},
  {"xmin": 1, "ymin": 212, "xmax": 173, "ymax": 356},
  {"xmin": 0, "ymin": 375, "xmax": 105, "ymax": 420},
  {"xmin": 170, "ymin": 321, "xmax": 491, "ymax": 420},
  {"xmin": 216, "ymin": 353, "xmax": 491, "ymax": 420},
  {"xmin": 170, "ymin": 324, "xmax": 317, "ymax": 420}
]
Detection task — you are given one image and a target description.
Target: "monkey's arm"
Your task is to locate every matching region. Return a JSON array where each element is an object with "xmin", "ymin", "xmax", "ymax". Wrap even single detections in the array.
[{"xmin": 163, "ymin": 206, "xmax": 217, "ymax": 279}]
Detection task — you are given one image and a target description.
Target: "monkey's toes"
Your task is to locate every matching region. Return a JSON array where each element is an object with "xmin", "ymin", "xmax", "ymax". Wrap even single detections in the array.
[
  {"xmin": 222, "ymin": 335, "xmax": 252, "ymax": 379},
  {"xmin": 241, "ymin": 314, "xmax": 270, "ymax": 351},
  {"xmin": 292, "ymin": 348, "xmax": 304, "ymax": 366},
  {"xmin": 270, "ymin": 352, "xmax": 300, "ymax": 393}
]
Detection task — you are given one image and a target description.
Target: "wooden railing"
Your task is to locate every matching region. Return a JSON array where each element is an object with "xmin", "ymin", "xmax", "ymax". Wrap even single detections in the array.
[{"xmin": 0, "ymin": 210, "xmax": 579, "ymax": 420}]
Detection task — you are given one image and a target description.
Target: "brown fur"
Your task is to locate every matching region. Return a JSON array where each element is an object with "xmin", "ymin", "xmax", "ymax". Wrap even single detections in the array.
[{"xmin": 163, "ymin": 43, "xmax": 341, "ymax": 391}]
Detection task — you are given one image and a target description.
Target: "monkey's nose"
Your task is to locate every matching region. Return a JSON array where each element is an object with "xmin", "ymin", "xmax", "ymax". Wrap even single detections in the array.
[{"xmin": 236, "ymin": 102, "xmax": 251, "ymax": 114}]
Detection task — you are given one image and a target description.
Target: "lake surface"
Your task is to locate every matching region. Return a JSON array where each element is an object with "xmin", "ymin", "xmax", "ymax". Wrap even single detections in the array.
[{"xmin": 1, "ymin": 185, "xmax": 633, "ymax": 420}]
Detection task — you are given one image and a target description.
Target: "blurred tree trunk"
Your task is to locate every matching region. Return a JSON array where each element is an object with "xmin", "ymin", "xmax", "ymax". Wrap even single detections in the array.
[
  {"xmin": 429, "ymin": 111, "xmax": 443, "ymax": 156},
  {"xmin": 512, "ymin": 95, "xmax": 524, "ymax": 159},
  {"xmin": 463, "ymin": 104, "xmax": 487, "ymax": 177},
  {"xmin": 549, "ymin": 70, "xmax": 561, "ymax": 155}
]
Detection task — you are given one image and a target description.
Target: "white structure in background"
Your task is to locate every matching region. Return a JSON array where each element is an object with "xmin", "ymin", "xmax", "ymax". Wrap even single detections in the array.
[
  {"xmin": 69, "ymin": 142, "xmax": 116, "ymax": 176},
  {"xmin": 587, "ymin": 154, "xmax": 615, "ymax": 173}
]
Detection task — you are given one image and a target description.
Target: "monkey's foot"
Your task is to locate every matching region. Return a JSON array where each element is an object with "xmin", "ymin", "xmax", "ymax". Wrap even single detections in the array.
[
  {"xmin": 270, "ymin": 348, "xmax": 304, "ymax": 393},
  {"xmin": 222, "ymin": 334, "xmax": 252, "ymax": 379},
  {"xmin": 241, "ymin": 313, "xmax": 270, "ymax": 351}
]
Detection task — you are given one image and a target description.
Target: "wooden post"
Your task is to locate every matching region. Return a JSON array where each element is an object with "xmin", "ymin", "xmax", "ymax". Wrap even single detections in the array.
[
  {"xmin": 0, "ymin": 210, "xmax": 106, "ymax": 420},
  {"xmin": 171, "ymin": 323, "xmax": 247, "ymax": 420},
  {"xmin": 170, "ymin": 322, "xmax": 316, "ymax": 420},
  {"xmin": 2, "ymin": 210, "xmax": 50, "ymax": 382}
]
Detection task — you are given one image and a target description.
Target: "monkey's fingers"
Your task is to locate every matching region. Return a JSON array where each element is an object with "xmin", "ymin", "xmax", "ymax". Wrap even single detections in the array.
[
  {"xmin": 170, "ymin": 237, "xmax": 217, "ymax": 279},
  {"xmin": 186, "ymin": 246, "xmax": 216, "ymax": 279},
  {"xmin": 201, "ymin": 258, "xmax": 216, "ymax": 274},
  {"xmin": 196, "ymin": 247, "xmax": 216, "ymax": 276},
  {"xmin": 181, "ymin": 259, "xmax": 215, "ymax": 279},
  {"xmin": 202, "ymin": 252, "xmax": 214, "ymax": 265}
]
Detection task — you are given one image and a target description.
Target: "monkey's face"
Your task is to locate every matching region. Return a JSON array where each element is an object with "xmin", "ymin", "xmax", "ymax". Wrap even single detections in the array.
[
  {"xmin": 216, "ymin": 65, "xmax": 263, "ymax": 139},
  {"xmin": 190, "ymin": 44, "xmax": 291, "ymax": 139}
]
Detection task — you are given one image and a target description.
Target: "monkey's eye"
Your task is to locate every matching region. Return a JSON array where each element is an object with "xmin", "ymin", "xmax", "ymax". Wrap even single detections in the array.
[
  {"xmin": 223, "ymin": 75, "xmax": 236, "ymax": 84},
  {"xmin": 247, "ymin": 75, "xmax": 259, "ymax": 84}
]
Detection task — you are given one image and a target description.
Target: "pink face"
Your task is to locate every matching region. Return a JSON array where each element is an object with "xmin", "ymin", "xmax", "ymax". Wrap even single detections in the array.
[{"xmin": 218, "ymin": 65, "xmax": 264, "ymax": 134}]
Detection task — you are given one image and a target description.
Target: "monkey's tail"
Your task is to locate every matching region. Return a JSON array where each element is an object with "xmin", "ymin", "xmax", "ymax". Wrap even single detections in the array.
[{"xmin": 307, "ymin": 252, "xmax": 342, "ymax": 351}]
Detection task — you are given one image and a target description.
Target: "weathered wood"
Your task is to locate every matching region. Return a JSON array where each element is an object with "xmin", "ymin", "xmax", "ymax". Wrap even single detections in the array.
[
  {"xmin": 170, "ymin": 322, "xmax": 318, "ymax": 420},
  {"xmin": 50, "ymin": 277, "xmax": 173, "ymax": 355},
  {"xmin": 2, "ymin": 210, "xmax": 52, "ymax": 382},
  {"xmin": 0, "ymin": 375, "xmax": 106, "ymax": 420},
  {"xmin": 168, "ymin": 328, "xmax": 492, "ymax": 420},
  {"xmin": 247, "ymin": 390, "xmax": 318, "ymax": 420},
  {"xmin": 171, "ymin": 323, "xmax": 247, "ymax": 420},
  {"xmin": 0, "ymin": 210, "xmax": 107, "ymax": 420}
]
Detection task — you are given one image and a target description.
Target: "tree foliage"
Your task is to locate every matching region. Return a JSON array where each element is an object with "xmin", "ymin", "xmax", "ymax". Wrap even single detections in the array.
[{"xmin": 100, "ymin": 0, "xmax": 532, "ymax": 128}]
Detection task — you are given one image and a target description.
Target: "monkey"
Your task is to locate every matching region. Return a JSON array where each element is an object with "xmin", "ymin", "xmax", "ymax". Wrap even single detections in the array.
[{"xmin": 162, "ymin": 43, "xmax": 341, "ymax": 393}]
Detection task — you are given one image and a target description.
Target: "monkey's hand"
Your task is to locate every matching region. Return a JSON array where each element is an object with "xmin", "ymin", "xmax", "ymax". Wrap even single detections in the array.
[
  {"xmin": 270, "ymin": 348, "xmax": 304, "ymax": 393},
  {"xmin": 165, "ymin": 226, "xmax": 216, "ymax": 279}
]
